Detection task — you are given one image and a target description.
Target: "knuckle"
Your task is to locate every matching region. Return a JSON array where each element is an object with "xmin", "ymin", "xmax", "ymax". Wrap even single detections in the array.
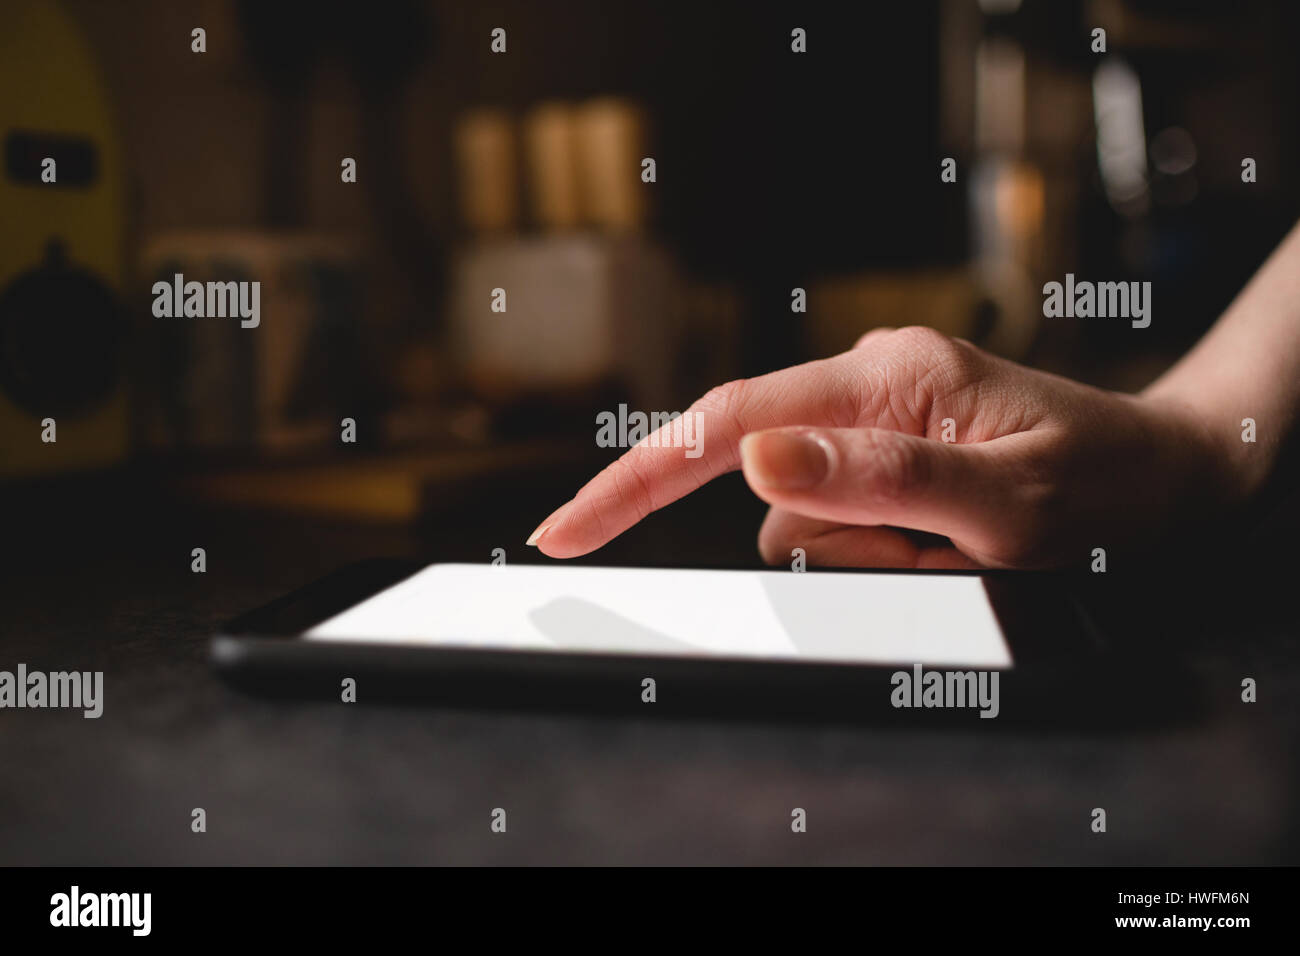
[
  {"xmin": 693, "ymin": 378, "xmax": 748, "ymax": 424},
  {"xmin": 852, "ymin": 326, "xmax": 896, "ymax": 350},
  {"xmin": 891, "ymin": 324, "xmax": 955, "ymax": 358},
  {"xmin": 890, "ymin": 325, "xmax": 983, "ymax": 400},
  {"xmin": 942, "ymin": 338, "xmax": 985, "ymax": 389},
  {"xmin": 696, "ymin": 378, "xmax": 745, "ymax": 410}
]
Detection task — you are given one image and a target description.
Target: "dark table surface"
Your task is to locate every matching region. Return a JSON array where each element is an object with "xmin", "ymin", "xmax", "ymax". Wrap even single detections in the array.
[{"xmin": 2, "ymin": 468, "xmax": 1297, "ymax": 865}]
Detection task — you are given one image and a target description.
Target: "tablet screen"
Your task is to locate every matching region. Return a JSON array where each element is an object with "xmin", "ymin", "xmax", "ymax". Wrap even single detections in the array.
[{"xmin": 305, "ymin": 564, "xmax": 1012, "ymax": 668}]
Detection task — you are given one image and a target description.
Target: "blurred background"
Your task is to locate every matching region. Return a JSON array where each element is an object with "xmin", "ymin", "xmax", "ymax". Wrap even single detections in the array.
[
  {"xmin": 6, "ymin": 1, "xmax": 1300, "ymax": 872},
  {"xmin": 3, "ymin": 0, "xmax": 1299, "ymax": 564}
]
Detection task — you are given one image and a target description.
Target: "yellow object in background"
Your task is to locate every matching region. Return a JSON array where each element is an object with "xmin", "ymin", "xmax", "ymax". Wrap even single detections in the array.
[
  {"xmin": 0, "ymin": 0, "xmax": 128, "ymax": 477},
  {"xmin": 524, "ymin": 102, "xmax": 581, "ymax": 232},
  {"xmin": 453, "ymin": 110, "xmax": 520, "ymax": 236},
  {"xmin": 574, "ymin": 98, "xmax": 649, "ymax": 233}
]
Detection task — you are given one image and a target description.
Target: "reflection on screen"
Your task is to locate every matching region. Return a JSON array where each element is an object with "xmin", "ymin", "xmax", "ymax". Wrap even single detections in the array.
[{"xmin": 306, "ymin": 564, "xmax": 1011, "ymax": 668}]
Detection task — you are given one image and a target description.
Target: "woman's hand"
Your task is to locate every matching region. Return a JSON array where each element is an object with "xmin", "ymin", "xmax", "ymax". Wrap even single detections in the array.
[{"xmin": 527, "ymin": 325, "xmax": 1246, "ymax": 569}]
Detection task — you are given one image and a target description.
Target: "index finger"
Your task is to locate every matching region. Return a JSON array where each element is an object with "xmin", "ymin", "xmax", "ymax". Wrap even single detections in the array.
[{"xmin": 529, "ymin": 353, "xmax": 879, "ymax": 558}]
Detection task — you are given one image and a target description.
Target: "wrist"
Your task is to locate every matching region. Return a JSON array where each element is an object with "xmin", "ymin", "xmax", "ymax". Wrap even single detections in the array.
[{"xmin": 1140, "ymin": 390, "xmax": 1265, "ymax": 511}]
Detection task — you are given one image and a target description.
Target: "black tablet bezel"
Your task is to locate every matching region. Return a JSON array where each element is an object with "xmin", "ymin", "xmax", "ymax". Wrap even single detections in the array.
[{"xmin": 209, "ymin": 558, "xmax": 1191, "ymax": 726}]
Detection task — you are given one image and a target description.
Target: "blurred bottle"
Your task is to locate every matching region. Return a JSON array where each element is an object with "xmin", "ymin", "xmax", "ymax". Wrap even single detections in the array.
[
  {"xmin": 573, "ymin": 98, "xmax": 650, "ymax": 233},
  {"xmin": 453, "ymin": 109, "xmax": 520, "ymax": 236},
  {"xmin": 523, "ymin": 102, "xmax": 581, "ymax": 231}
]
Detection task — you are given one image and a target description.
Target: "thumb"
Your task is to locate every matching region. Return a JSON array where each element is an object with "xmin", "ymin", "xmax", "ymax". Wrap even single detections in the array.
[{"xmin": 738, "ymin": 426, "xmax": 1015, "ymax": 549}]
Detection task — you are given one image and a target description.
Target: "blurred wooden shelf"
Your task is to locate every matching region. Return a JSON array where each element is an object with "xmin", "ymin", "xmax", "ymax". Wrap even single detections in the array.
[{"xmin": 171, "ymin": 440, "xmax": 592, "ymax": 522}]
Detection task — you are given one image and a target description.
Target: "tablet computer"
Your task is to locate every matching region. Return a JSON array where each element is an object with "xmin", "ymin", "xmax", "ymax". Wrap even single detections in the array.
[{"xmin": 211, "ymin": 560, "xmax": 1199, "ymax": 726}]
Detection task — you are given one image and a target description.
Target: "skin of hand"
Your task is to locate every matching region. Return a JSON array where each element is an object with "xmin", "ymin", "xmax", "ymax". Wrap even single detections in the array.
[{"xmin": 527, "ymin": 323, "xmax": 1250, "ymax": 569}]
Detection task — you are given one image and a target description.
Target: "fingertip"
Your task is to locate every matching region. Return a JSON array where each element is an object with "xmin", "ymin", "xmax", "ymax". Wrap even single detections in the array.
[
  {"xmin": 527, "ymin": 503, "xmax": 605, "ymax": 559},
  {"xmin": 526, "ymin": 504, "xmax": 571, "ymax": 553}
]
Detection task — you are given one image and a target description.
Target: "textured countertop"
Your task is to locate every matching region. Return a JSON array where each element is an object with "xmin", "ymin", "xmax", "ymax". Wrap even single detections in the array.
[{"xmin": 1, "ymin": 469, "xmax": 1295, "ymax": 865}]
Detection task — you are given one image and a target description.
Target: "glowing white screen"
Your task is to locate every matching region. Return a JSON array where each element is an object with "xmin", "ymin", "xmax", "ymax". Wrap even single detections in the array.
[{"xmin": 306, "ymin": 564, "xmax": 1011, "ymax": 668}]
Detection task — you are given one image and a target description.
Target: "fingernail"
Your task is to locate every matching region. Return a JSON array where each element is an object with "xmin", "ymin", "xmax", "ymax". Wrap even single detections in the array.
[
  {"xmin": 740, "ymin": 430, "xmax": 830, "ymax": 490},
  {"xmin": 525, "ymin": 523, "xmax": 551, "ymax": 547}
]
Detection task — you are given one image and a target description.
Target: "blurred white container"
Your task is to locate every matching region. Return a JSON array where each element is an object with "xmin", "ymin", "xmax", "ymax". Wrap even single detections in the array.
[{"xmin": 448, "ymin": 234, "xmax": 682, "ymax": 407}]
